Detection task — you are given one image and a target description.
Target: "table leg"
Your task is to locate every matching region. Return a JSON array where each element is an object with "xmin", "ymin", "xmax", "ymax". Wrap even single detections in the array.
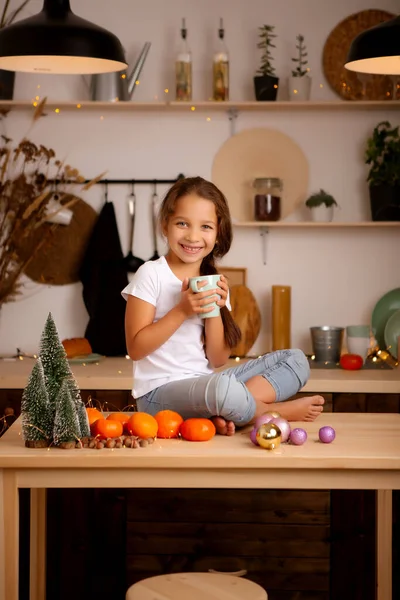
[
  {"xmin": 30, "ymin": 489, "xmax": 47, "ymax": 600},
  {"xmin": 0, "ymin": 470, "xmax": 19, "ymax": 600},
  {"xmin": 376, "ymin": 489, "xmax": 392, "ymax": 600}
]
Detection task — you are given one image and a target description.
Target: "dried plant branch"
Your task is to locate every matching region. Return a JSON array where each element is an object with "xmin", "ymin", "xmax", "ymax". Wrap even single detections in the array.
[
  {"xmin": 33, "ymin": 97, "xmax": 48, "ymax": 121},
  {"xmin": 5, "ymin": 0, "xmax": 31, "ymax": 26},
  {"xmin": 0, "ymin": 98, "xmax": 98, "ymax": 307},
  {"xmin": 82, "ymin": 172, "xmax": 107, "ymax": 190},
  {"xmin": 0, "ymin": 0, "xmax": 11, "ymax": 28},
  {"xmin": 1, "ymin": 0, "xmax": 32, "ymax": 28}
]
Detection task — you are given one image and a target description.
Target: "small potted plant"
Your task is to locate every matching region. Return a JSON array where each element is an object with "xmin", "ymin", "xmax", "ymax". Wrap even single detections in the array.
[
  {"xmin": 254, "ymin": 25, "xmax": 279, "ymax": 101},
  {"xmin": 0, "ymin": 0, "xmax": 32, "ymax": 99},
  {"xmin": 289, "ymin": 34, "xmax": 311, "ymax": 101},
  {"xmin": 365, "ymin": 121, "xmax": 400, "ymax": 221},
  {"xmin": 305, "ymin": 189, "xmax": 338, "ymax": 222}
]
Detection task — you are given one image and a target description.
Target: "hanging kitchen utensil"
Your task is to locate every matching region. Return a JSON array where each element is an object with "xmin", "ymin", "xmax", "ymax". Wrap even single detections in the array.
[
  {"xmin": 123, "ymin": 183, "xmax": 145, "ymax": 272},
  {"xmin": 149, "ymin": 181, "xmax": 160, "ymax": 261}
]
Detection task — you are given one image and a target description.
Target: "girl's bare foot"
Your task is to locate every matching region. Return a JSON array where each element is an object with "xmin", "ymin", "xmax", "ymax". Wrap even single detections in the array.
[
  {"xmin": 274, "ymin": 396, "xmax": 325, "ymax": 422},
  {"xmin": 211, "ymin": 416, "xmax": 236, "ymax": 436}
]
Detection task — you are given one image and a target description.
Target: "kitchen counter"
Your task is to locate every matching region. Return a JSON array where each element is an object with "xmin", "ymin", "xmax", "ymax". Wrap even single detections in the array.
[{"xmin": 0, "ymin": 356, "xmax": 399, "ymax": 394}]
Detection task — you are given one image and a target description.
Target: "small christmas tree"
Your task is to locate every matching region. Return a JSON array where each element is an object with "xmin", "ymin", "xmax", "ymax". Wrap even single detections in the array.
[
  {"xmin": 65, "ymin": 366, "xmax": 90, "ymax": 437},
  {"xmin": 22, "ymin": 312, "xmax": 90, "ymax": 449},
  {"xmin": 39, "ymin": 313, "xmax": 71, "ymax": 415},
  {"xmin": 21, "ymin": 358, "xmax": 52, "ymax": 447},
  {"xmin": 75, "ymin": 396, "xmax": 91, "ymax": 438},
  {"xmin": 53, "ymin": 379, "xmax": 81, "ymax": 447}
]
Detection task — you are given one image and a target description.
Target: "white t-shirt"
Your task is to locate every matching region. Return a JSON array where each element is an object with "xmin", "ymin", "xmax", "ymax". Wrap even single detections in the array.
[{"xmin": 121, "ymin": 256, "xmax": 230, "ymax": 398}]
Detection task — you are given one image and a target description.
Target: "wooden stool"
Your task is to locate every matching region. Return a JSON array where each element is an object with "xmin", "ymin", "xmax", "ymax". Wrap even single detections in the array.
[{"xmin": 126, "ymin": 572, "xmax": 268, "ymax": 599}]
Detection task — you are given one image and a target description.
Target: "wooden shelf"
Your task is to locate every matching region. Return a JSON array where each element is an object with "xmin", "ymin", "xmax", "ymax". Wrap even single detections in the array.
[
  {"xmin": 1, "ymin": 100, "xmax": 399, "ymax": 113},
  {"xmin": 233, "ymin": 221, "xmax": 400, "ymax": 228},
  {"xmin": 168, "ymin": 100, "xmax": 400, "ymax": 112},
  {"xmin": 234, "ymin": 221, "xmax": 400, "ymax": 264}
]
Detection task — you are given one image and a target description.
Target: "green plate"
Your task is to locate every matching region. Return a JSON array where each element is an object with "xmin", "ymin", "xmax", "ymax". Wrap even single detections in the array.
[
  {"xmin": 68, "ymin": 353, "xmax": 104, "ymax": 365},
  {"xmin": 384, "ymin": 309, "xmax": 400, "ymax": 359},
  {"xmin": 371, "ymin": 287, "xmax": 400, "ymax": 350}
]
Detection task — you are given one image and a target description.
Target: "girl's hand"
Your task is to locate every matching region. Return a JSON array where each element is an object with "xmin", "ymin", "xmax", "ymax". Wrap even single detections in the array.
[
  {"xmin": 178, "ymin": 278, "xmax": 219, "ymax": 318},
  {"xmin": 216, "ymin": 274, "xmax": 229, "ymax": 308}
]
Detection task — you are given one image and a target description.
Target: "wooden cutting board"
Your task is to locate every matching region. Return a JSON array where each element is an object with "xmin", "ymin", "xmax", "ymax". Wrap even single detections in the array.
[
  {"xmin": 212, "ymin": 128, "xmax": 309, "ymax": 222},
  {"xmin": 15, "ymin": 194, "xmax": 98, "ymax": 285},
  {"xmin": 230, "ymin": 284, "xmax": 261, "ymax": 357}
]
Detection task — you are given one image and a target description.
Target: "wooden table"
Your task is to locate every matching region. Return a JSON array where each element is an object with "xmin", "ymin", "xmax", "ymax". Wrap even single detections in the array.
[{"xmin": 0, "ymin": 413, "xmax": 399, "ymax": 600}]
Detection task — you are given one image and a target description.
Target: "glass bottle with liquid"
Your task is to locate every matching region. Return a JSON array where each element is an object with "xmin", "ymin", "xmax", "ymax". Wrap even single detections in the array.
[
  {"xmin": 213, "ymin": 18, "xmax": 229, "ymax": 101},
  {"xmin": 175, "ymin": 18, "xmax": 192, "ymax": 101}
]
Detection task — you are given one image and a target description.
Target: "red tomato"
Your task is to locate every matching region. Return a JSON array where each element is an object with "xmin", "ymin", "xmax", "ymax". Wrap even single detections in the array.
[{"xmin": 339, "ymin": 354, "xmax": 363, "ymax": 370}]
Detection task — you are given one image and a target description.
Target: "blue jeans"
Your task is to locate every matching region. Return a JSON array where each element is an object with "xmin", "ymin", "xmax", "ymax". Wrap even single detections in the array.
[{"xmin": 137, "ymin": 349, "xmax": 310, "ymax": 427}]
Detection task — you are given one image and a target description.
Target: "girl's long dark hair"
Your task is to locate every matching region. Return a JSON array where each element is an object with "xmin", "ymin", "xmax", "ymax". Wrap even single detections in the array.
[{"xmin": 159, "ymin": 176, "xmax": 241, "ymax": 349}]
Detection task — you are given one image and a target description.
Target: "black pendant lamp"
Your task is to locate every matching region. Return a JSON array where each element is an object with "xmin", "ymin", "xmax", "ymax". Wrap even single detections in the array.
[
  {"xmin": 0, "ymin": 0, "xmax": 127, "ymax": 74},
  {"xmin": 345, "ymin": 15, "xmax": 400, "ymax": 75}
]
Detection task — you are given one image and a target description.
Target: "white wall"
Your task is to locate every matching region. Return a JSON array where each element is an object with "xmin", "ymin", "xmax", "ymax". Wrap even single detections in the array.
[{"xmin": 0, "ymin": 0, "xmax": 399, "ymax": 356}]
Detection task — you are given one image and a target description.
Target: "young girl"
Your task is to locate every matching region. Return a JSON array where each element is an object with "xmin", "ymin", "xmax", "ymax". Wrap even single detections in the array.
[{"xmin": 122, "ymin": 177, "xmax": 324, "ymax": 435}]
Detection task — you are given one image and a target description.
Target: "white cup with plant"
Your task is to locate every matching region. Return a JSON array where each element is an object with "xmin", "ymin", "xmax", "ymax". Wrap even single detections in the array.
[
  {"xmin": 289, "ymin": 34, "xmax": 311, "ymax": 101},
  {"xmin": 305, "ymin": 189, "xmax": 338, "ymax": 222}
]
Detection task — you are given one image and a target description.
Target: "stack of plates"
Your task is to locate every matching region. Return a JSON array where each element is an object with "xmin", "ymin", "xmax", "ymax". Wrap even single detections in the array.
[{"xmin": 371, "ymin": 288, "xmax": 400, "ymax": 359}]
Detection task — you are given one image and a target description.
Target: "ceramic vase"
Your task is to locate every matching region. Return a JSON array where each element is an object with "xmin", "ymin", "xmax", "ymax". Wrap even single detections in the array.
[{"xmin": 288, "ymin": 75, "xmax": 311, "ymax": 101}]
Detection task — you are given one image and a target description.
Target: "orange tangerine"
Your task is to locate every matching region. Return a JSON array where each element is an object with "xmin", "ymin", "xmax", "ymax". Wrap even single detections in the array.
[{"xmin": 127, "ymin": 412, "xmax": 158, "ymax": 438}]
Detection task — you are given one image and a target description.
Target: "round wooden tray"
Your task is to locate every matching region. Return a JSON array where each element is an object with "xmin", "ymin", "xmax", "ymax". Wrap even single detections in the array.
[
  {"xmin": 322, "ymin": 9, "xmax": 395, "ymax": 101},
  {"xmin": 15, "ymin": 194, "xmax": 98, "ymax": 285},
  {"xmin": 212, "ymin": 128, "xmax": 309, "ymax": 222}
]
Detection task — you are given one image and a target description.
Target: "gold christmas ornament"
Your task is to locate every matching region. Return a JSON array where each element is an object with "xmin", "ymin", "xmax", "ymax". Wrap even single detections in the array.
[{"xmin": 256, "ymin": 423, "xmax": 282, "ymax": 450}]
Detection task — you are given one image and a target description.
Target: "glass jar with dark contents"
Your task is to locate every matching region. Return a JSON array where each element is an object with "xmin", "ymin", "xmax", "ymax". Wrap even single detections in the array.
[{"xmin": 253, "ymin": 177, "xmax": 282, "ymax": 221}]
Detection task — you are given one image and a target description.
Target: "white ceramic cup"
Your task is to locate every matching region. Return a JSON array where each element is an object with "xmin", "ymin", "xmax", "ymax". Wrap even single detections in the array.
[
  {"xmin": 346, "ymin": 325, "xmax": 371, "ymax": 362},
  {"xmin": 189, "ymin": 274, "xmax": 221, "ymax": 318},
  {"xmin": 347, "ymin": 337, "xmax": 370, "ymax": 361}
]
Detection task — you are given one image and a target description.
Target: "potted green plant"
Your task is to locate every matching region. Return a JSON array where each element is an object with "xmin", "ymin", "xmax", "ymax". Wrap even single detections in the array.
[
  {"xmin": 305, "ymin": 189, "xmax": 338, "ymax": 222},
  {"xmin": 0, "ymin": 0, "xmax": 32, "ymax": 99},
  {"xmin": 289, "ymin": 34, "xmax": 311, "ymax": 102},
  {"xmin": 365, "ymin": 121, "xmax": 400, "ymax": 221},
  {"xmin": 254, "ymin": 25, "xmax": 279, "ymax": 101}
]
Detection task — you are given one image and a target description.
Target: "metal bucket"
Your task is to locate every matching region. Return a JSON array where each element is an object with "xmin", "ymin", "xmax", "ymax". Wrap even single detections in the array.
[{"xmin": 310, "ymin": 326, "xmax": 344, "ymax": 363}]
